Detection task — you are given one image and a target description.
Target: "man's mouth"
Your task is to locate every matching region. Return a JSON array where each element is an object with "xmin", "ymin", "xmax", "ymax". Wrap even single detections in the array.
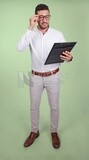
[{"xmin": 42, "ymin": 23, "xmax": 48, "ymax": 25}]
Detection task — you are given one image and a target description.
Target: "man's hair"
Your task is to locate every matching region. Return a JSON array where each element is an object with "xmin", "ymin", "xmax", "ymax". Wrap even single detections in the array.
[{"xmin": 35, "ymin": 4, "xmax": 50, "ymax": 14}]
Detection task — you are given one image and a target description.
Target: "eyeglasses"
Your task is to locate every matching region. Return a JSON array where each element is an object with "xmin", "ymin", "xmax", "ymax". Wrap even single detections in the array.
[{"xmin": 38, "ymin": 15, "xmax": 51, "ymax": 20}]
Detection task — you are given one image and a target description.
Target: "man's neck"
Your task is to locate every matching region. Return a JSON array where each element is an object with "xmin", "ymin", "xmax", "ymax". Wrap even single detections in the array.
[{"xmin": 37, "ymin": 26, "xmax": 49, "ymax": 34}]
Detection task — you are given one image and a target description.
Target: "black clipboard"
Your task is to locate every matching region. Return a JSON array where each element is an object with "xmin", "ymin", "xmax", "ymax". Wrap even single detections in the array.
[{"xmin": 44, "ymin": 42, "xmax": 77, "ymax": 64}]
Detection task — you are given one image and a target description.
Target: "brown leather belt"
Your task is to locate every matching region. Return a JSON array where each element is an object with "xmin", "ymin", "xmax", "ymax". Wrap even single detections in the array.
[{"xmin": 32, "ymin": 68, "xmax": 59, "ymax": 77}]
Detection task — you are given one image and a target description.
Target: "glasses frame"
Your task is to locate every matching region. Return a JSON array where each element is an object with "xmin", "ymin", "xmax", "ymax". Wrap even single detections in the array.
[{"xmin": 38, "ymin": 15, "xmax": 51, "ymax": 21}]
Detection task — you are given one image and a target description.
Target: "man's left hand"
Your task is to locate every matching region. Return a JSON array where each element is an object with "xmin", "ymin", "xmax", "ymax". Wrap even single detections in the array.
[{"xmin": 60, "ymin": 51, "xmax": 73, "ymax": 62}]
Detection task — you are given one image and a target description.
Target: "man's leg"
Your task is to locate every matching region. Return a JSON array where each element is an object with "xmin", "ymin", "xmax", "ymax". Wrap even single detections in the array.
[
  {"xmin": 45, "ymin": 73, "xmax": 60, "ymax": 132},
  {"xmin": 24, "ymin": 75, "xmax": 44, "ymax": 147},
  {"xmin": 45, "ymin": 72, "xmax": 61, "ymax": 148},
  {"xmin": 29, "ymin": 74, "xmax": 44, "ymax": 133}
]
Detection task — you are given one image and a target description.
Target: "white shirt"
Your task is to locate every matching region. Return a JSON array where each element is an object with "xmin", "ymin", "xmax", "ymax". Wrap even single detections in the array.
[{"xmin": 17, "ymin": 27, "xmax": 66, "ymax": 72}]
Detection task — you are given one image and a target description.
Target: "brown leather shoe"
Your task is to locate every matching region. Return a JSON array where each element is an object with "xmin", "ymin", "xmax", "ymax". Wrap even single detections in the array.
[
  {"xmin": 24, "ymin": 131, "xmax": 39, "ymax": 147},
  {"xmin": 51, "ymin": 132, "xmax": 61, "ymax": 149}
]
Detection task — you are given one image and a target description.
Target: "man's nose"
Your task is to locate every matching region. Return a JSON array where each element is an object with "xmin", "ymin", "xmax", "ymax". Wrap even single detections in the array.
[{"xmin": 43, "ymin": 18, "xmax": 47, "ymax": 22}]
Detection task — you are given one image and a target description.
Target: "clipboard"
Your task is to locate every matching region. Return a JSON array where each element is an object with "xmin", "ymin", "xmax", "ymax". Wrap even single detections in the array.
[{"xmin": 44, "ymin": 42, "xmax": 77, "ymax": 64}]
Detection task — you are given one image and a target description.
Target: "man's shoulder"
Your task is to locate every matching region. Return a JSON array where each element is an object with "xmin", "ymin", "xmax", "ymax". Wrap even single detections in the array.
[
  {"xmin": 49, "ymin": 27, "xmax": 63, "ymax": 35},
  {"xmin": 49, "ymin": 27, "xmax": 66, "ymax": 42}
]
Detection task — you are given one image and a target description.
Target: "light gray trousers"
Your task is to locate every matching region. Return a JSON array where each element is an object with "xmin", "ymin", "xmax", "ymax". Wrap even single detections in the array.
[{"xmin": 29, "ymin": 71, "xmax": 60, "ymax": 133}]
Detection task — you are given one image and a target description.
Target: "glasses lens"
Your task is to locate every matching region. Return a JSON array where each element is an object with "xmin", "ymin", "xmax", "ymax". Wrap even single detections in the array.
[{"xmin": 46, "ymin": 15, "xmax": 51, "ymax": 20}]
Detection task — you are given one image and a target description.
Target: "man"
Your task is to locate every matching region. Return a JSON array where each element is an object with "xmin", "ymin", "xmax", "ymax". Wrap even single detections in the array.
[{"xmin": 17, "ymin": 4, "xmax": 73, "ymax": 149}]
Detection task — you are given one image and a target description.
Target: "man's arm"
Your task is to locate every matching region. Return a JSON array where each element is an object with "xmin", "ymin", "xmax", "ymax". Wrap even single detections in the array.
[
  {"xmin": 58, "ymin": 33, "xmax": 73, "ymax": 62},
  {"xmin": 17, "ymin": 15, "xmax": 38, "ymax": 52},
  {"xmin": 17, "ymin": 30, "xmax": 32, "ymax": 52}
]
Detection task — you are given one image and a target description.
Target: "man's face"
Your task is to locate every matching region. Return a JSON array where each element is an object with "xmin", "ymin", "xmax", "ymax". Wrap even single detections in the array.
[{"xmin": 37, "ymin": 10, "xmax": 51, "ymax": 29}]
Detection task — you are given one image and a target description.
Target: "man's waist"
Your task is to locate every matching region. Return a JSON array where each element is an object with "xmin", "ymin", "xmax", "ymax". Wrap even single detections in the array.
[{"xmin": 32, "ymin": 68, "xmax": 59, "ymax": 77}]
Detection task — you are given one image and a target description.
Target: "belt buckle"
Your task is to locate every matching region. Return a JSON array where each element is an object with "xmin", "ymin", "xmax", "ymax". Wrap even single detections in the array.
[
  {"xmin": 43, "ymin": 73, "xmax": 47, "ymax": 77},
  {"xmin": 41, "ymin": 73, "xmax": 44, "ymax": 77}
]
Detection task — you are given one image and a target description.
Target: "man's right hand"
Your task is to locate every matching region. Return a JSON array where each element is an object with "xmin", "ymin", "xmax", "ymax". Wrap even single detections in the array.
[{"xmin": 29, "ymin": 15, "xmax": 39, "ymax": 30}]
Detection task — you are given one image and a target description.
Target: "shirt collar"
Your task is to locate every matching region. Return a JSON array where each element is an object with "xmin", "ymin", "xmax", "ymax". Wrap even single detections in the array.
[{"xmin": 36, "ymin": 25, "xmax": 50, "ymax": 35}]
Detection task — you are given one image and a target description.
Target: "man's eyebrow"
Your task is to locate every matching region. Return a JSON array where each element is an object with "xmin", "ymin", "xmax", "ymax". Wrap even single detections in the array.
[{"xmin": 39, "ymin": 15, "xmax": 50, "ymax": 16}]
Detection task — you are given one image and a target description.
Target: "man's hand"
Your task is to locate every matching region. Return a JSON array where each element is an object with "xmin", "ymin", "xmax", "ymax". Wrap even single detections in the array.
[
  {"xmin": 29, "ymin": 15, "xmax": 39, "ymax": 30},
  {"xmin": 60, "ymin": 51, "xmax": 73, "ymax": 62}
]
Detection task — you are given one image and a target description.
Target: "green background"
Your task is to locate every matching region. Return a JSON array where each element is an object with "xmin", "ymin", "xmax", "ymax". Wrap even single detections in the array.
[{"xmin": 0, "ymin": 0, "xmax": 89, "ymax": 159}]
